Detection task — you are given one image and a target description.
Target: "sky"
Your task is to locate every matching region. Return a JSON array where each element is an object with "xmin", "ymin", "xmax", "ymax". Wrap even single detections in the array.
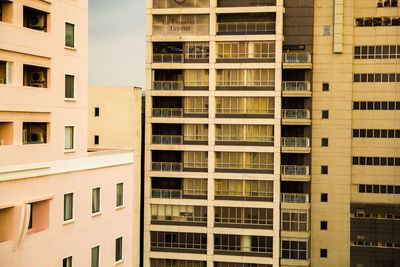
[{"xmin": 88, "ymin": 0, "xmax": 146, "ymax": 88}]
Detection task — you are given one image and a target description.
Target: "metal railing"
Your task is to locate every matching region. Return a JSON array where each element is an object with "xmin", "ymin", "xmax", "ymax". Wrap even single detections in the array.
[
  {"xmin": 283, "ymin": 52, "xmax": 312, "ymax": 63},
  {"xmin": 282, "ymin": 137, "xmax": 310, "ymax": 148},
  {"xmin": 151, "ymin": 162, "xmax": 183, "ymax": 172},
  {"xmin": 216, "ymin": 136, "xmax": 274, "ymax": 142},
  {"xmin": 282, "ymin": 81, "xmax": 311, "ymax": 91},
  {"xmin": 216, "ymin": 80, "xmax": 274, "ymax": 87},
  {"xmin": 281, "ymin": 165, "xmax": 310, "ymax": 176},
  {"xmin": 282, "ymin": 109, "xmax": 310, "ymax": 119},
  {"xmin": 152, "ymin": 108, "xmax": 183, "ymax": 118},
  {"xmin": 152, "ymin": 135, "xmax": 183, "ymax": 145},
  {"xmin": 281, "ymin": 193, "xmax": 309, "ymax": 203},
  {"xmin": 184, "ymin": 108, "xmax": 209, "ymax": 114},
  {"xmin": 218, "ymin": 0, "xmax": 276, "ymax": 7},
  {"xmin": 152, "ymin": 81, "xmax": 184, "ymax": 90},
  {"xmin": 216, "ymin": 108, "xmax": 275, "ymax": 115},
  {"xmin": 151, "ymin": 189, "xmax": 182, "ymax": 199},
  {"xmin": 184, "ymin": 161, "xmax": 208, "ymax": 169},
  {"xmin": 217, "ymin": 52, "xmax": 275, "ymax": 60},
  {"xmin": 152, "ymin": 54, "xmax": 183, "ymax": 63},
  {"xmin": 184, "ymin": 81, "xmax": 209, "ymax": 87},
  {"xmin": 216, "ymin": 162, "xmax": 274, "ymax": 170},
  {"xmin": 217, "ymin": 21, "xmax": 275, "ymax": 34}
]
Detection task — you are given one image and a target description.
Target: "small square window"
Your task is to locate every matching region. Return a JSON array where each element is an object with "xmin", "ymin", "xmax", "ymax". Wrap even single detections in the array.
[
  {"xmin": 321, "ymin": 221, "xmax": 328, "ymax": 230},
  {"xmin": 321, "ymin": 165, "xmax": 328, "ymax": 174},
  {"xmin": 322, "ymin": 83, "xmax": 329, "ymax": 91},
  {"xmin": 65, "ymin": 22, "xmax": 75, "ymax": 48},
  {"xmin": 353, "ymin": 129, "xmax": 360, "ymax": 137},
  {"xmin": 63, "ymin": 256, "xmax": 72, "ymax": 267},
  {"xmin": 353, "ymin": 102, "xmax": 360, "ymax": 110},
  {"xmin": 321, "ymin": 193, "xmax": 328, "ymax": 202},
  {"xmin": 320, "ymin": 249, "xmax": 328, "ymax": 258},
  {"xmin": 323, "ymin": 26, "xmax": 331, "ymax": 35},
  {"xmin": 94, "ymin": 107, "xmax": 99, "ymax": 117},
  {"xmin": 94, "ymin": 135, "xmax": 99, "ymax": 145},
  {"xmin": 322, "ymin": 110, "xmax": 329, "ymax": 119},
  {"xmin": 321, "ymin": 138, "xmax": 328, "ymax": 146}
]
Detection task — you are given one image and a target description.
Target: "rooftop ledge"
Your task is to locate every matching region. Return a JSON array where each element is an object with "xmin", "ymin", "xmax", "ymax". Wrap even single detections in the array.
[{"xmin": 0, "ymin": 148, "xmax": 134, "ymax": 182}]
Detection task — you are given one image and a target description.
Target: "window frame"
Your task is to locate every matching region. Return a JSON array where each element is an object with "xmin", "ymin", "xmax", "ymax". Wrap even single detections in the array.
[
  {"xmin": 91, "ymin": 245, "xmax": 100, "ymax": 267},
  {"xmin": 91, "ymin": 187, "xmax": 101, "ymax": 216},
  {"xmin": 62, "ymin": 255, "xmax": 73, "ymax": 267},
  {"xmin": 65, "ymin": 22, "xmax": 76, "ymax": 49},
  {"xmin": 115, "ymin": 236, "xmax": 123, "ymax": 264},
  {"xmin": 64, "ymin": 125, "xmax": 75, "ymax": 152},
  {"xmin": 63, "ymin": 192, "xmax": 74, "ymax": 224},
  {"xmin": 116, "ymin": 182, "xmax": 124, "ymax": 209},
  {"xmin": 64, "ymin": 73, "xmax": 75, "ymax": 100}
]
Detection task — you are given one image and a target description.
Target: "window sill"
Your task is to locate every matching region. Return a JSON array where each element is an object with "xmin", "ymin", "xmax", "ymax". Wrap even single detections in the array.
[
  {"xmin": 64, "ymin": 149, "xmax": 76, "ymax": 153},
  {"xmin": 115, "ymin": 205, "xmax": 125, "ymax": 210},
  {"xmin": 65, "ymin": 46, "xmax": 77, "ymax": 51},
  {"xmin": 63, "ymin": 219, "xmax": 75, "ymax": 225},
  {"xmin": 64, "ymin": 98, "xmax": 76, "ymax": 102},
  {"xmin": 115, "ymin": 259, "xmax": 124, "ymax": 266},
  {"xmin": 91, "ymin": 211, "xmax": 102, "ymax": 217}
]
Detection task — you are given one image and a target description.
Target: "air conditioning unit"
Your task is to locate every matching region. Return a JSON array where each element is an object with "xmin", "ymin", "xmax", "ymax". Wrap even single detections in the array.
[
  {"xmin": 30, "ymin": 82, "xmax": 45, "ymax": 88},
  {"xmin": 28, "ymin": 14, "xmax": 45, "ymax": 28},
  {"xmin": 30, "ymin": 71, "xmax": 45, "ymax": 82}
]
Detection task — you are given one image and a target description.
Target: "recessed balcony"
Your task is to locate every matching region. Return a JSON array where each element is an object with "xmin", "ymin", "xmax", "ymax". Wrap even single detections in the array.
[
  {"xmin": 152, "ymin": 81, "xmax": 184, "ymax": 91},
  {"xmin": 151, "ymin": 151, "xmax": 208, "ymax": 172},
  {"xmin": 282, "ymin": 109, "xmax": 311, "ymax": 125},
  {"xmin": 281, "ymin": 137, "xmax": 311, "ymax": 153},
  {"xmin": 152, "ymin": 69, "xmax": 209, "ymax": 91},
  {"xmin": 282, "ymin": 81, "xmax": 312, "ymax": 97},
  {"xmin": 151, "ymin": 177, "xmax": 208, "ymax": 200},
  {"xmin": 215, "ymin": 152, "xmax": 274, "ymax": 174},
  {"xmin": 152, "ymin": 135, "xmax": 183, "ymax": 145},
  {"xmin": 153, "ymin": 54, "xmax": 183, "ymax": 64},
  {"xmin": 283, "ymin": 53, "xmax": 312, "ymax": 69},
  {"xmin": 281, "ymin": 193, "xmax": 309, "ymax": 204},
  {"xmin": 281, "ymin": 165, "xmax": 310, "ymax": 182},
  {"xmin": 152, "ymin": 42, "xmax": 209, "ymax": 63},
  {"xmin": 152, "ymin": 108, "xmax": 183, "ymax": 118}
]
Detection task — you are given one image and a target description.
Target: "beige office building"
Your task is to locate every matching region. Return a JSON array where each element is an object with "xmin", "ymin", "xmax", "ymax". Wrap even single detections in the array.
[{"xmin": 144, "ymin": 0, "xmax": 400, "ymax": 266}]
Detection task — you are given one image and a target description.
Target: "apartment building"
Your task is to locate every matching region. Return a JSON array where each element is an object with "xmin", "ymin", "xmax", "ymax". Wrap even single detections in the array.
[
  {"xmin": 88, "ymin": 85, "xmax": 142, "ymax": 265},
  {"xmin": 0, "ymin": 1, "xmax": 134, "ymax": 266}
]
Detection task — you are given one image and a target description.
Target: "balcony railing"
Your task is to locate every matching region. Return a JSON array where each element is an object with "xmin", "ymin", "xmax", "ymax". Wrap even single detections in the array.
[
  {"xmin": 152, "ymin": 108, "xmax": 183, "ymax": 118},
  {"xmin": 217, "ymin": 21, "xmax": 275, "ymax": 34},
  {"xmin": 281, "ymin": 193, "xmax": 309, "ymax": 204},
  {"xmin": 153, "ymin": 54, "xmax": 183, "ymax": 63},
  {"xmin": 283, "ymin": 52, "xmax": 312, "ymax": 64},
  {"xmin": 151, "ymin": 189, "xmax": 182, "ymax": 199},
  {"xmin": 184, "ymin": 135, "xmax": 208, "ymax": 142},
  {"xmin": 218, "ymin": 0, "xmax": 276, "ymax": 7},
  {"xmin": 216, "ymin": 80, "xmax": 274, "ymax": 87},
  {"xmin": 282, "ymin": 137, "xmax": 310, "ymax": 148},
  {"xmin": 152, "ymin": 135, "xmax": 183, "ymax": 145},
  {"xmin": 184, "ymin": 108, "xmax": 208, "ymax": 114},
  {"xmin": 216, "ymin": 108, "xmax": 275, "ymax": 115},
  {"xmin": 282, "ymin": 81, "xmax": 311, "ymax": 91},
  {"xmin": 281, "ymin": 165, "xmax": 310, "ymax": 176},
  {"xmin": 216, "ymin": 163, "xmax": 274, "ymax": 170},
  {"xmin": 216, "ymin": 136, "xmax": 274, "ymax": 142},
  {"xmin": 282, "ymin": 109, "xmax": 310, "ymax": 119},
  {"xmin": 151, "ymin": 162, "xmax": 183, "ymax": 172},
  {"xmin": 152, "ymin": 81, "xmax": 184, "ymax": 90},
  {"xmin": 184, "ymin": 162, "xmax": 208, "ymax": 169},
  {"xmin": 184, "ymin": 81, "xmax": 209, "ymax": 87}
]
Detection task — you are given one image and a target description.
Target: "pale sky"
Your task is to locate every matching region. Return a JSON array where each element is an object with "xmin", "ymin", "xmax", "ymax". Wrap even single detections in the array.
[{"xmin": 88, "ymin": 0, "xmax": 146, "ymax": 88}]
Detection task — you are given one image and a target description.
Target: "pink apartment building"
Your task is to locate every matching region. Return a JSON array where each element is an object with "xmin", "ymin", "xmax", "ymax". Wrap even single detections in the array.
[{"xmin": 0, "ymin": 0, "xmax": 135, "ymax": 266}]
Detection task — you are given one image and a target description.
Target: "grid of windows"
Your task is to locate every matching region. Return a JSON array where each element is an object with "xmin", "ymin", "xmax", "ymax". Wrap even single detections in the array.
[
  {"xmin": 353, "ymin": 73, "xmax": 400, "ymax": 82},
  {"xmin": 355, "ymin": 17, "xmax": 400, "ymax": 27},
  {"xmin": 214, "ymin": 234, "xmax": 273, "ymax": 256},
  {"xmin": 150, "ymin": 259, "xmax": 206, "ymax": 267},
  {"xmin": 151, "ymin": 204, "xmax": 207, "ymax": 223},
  {"xmin": 216, "ymin": 41, "xmax": 275, "ymax": 60},
  {"xmin": 215, "ymin": 152, "xmax": 274, "ymax": 170},
  {"xmin": 215, "ymin": 179, "xmax": 273, "ymax": 200},
  {"xmin": 353, "ymin": 101, "xmax": 400, "ymax": 110},
  {"xmin": 281, "ymin": 210, "xmax": 308, "ymax": 231},
  {"xmin": 150, "ymin": 232, "xmax": 207, "ymax": 251},
  {"xmin": 281, "ymin": 240, "xmax": 308, "ymax": 260},
  {"xmin": 377, "ymin": 0, "xmax": 398, "ymax": 7},
  {"xmin": 357, "ymin": 184, "xmax": 400, "ymax": 194},
  {"xmin": 214, "ymin": 207, "xmax": 273, "ymax": 227},
  {"xmin": 216, "ymin": 97, "xmax": 275, "ymax": 115},
  {"xmin": 353, "ymin": 129, "xmax": 400, "ymax": 138},
  {"xmin": 352, "ymin": 156, "xmax": 400, "ymax": 166},
  {"xmin": 185, "ymin": 42, "xmax": 209, "ymax": 59},
  {"xmin": 354, "ymin": 45, "xmax": 400, "ymax": 59}
]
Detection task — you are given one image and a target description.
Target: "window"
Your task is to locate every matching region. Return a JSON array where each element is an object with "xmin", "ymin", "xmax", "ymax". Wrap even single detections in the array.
[
  {"xmin": 281, "ymin": 210, "xmax": 308, "ymax": 231},
  {"xmin": 322, "ymin": 110, "xmax": 329, "ymax": 119},
  {"xmin": 23, "ymin": 122, "xmax": 47, "ymax": 144},
  {"xmin": 65, "ymin": 75, "xmax": 74, "ymax": 99},
  {"xmin": 94, "ymin": 107, "xmax": 99, "ymax": 117},
  {"xmin": 321, "ymin": 138, "xmax": 328, "ymax": 147},
  {"xmin": 321, "ymin": 221, "xmax": 328, "ymax": 230},
  {"xmin": 152, "ymin": 204, "xmax": 207, "ymax": 224},
  {"xmin": 323, "ymin": 26, "xmax": 331, "ymax": 35},
  {"xmin": 214, "ymin": 234, "xmax": 273, "ymax": 255},
  {"xmin": 92, "ymin": 188, "xmax": 100, "ymax": 214},
  {"xmin": 28, "ymin": 203, "xmax": 33, "ymax": 229},
  {"xmin": 63, "ymin": 256, "xmax": 72, "ymax": 267},
  {"xmin": 115, "ymin": 237, "xmax": 123, "ymax": 262},
  {"xmin": 320, "ymin": 249, "xmax": 327, "ymax": 258},
  {"xmin": 151, "ymin": 231, "xmax": 207, "ymax": 252},
  {"xmin": 321, "ymin": 193, "xmax": 328, "ymax": 202},
  {"xmin": 281, "ymin": 240, "xmax": 308, "ymax": 259},
  {"xmin": 94, "ymin": 135, "xmax": 99, "ymax": 145},
  {"xmin": 0, "ymin": 60, "xmax": 12, "ymax": 84},
  {"xmin": 322, "ymin": 83, "xmax": 329, "ymax": 91},
  {"xmin": 65, "ymin": 23, "xmax": 75, "ymax": 48},
  {"xmin": 23, "ymin": 6, "xmax": 48, "ymax": 32},
  {"xmin": 321, "ymin": 165, "xmax": 328, "ymax": 174},
  {"xmin": 64, "ymin": 193, "xmax": 73, "ymax": 221},
  {"xmin": 185, "ymin": 42, "xmax": 209, "ymax": 60},
  {"xmin": 23, "ymin": 65, "xmax": 48, "ymax": 88},
  {"xmin": 91, "ymin": 246, "xmax": 99, "ymax": 267},
  {"xmin": 214, "ymin": 207, "xmax": 273, "ymax": 227},
  {"xmin": 215, "ymin": 179, "xmax": 273, "ymax": 200},
  {"xmin": 25, "ymin": 200, "xmax": 49, "ymax": 234},
  {"xmin": 116, "ymin": 183, "xmax": 124, "ymax": 208},
  {"xmin": 64, "ymin": 126, "xmax": 74, "ymax": 150},
  {"xmin": 151, "ymin": 259, "xmax": 207, "ymax": 267}
]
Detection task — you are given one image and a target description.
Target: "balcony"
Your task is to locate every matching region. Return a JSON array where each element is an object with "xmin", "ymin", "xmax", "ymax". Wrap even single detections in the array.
[
  {"xmin": 151, "ymin": 151, "xmax": 208, "ymax": 172},
  {"xmin": 151, "ymin": 162, "xmax": 183, "ymax": 172},
  {"xmin": 281, "ymin": 193, "xmax": 309, "ymax": 204},
  {"xmin": 151, "ymin": 204, "xmax": 207, "ymax": 226},
  {"xmin": 281, "ymin": 137, "xmax": 311, "ymax": 153},
  {"xmin": 282, "ymin": 109, "xmax": 311, "ymax": 125},
  {"xmin": 217, "ymin": 0, "xmax": 276, "ymax": 7},
  {"xmin": 152, "ymin": 54, "xmax": 183, "ymax": 63},
  {"xmin": 152, "ymin": 135, "xmax": 183, "ymax": 145},
  {"xmin": 151, "ymin": 177, "xmax": 208, "ymax": 199},
  {"xmin": 281, "ymin": 165, "xmax": 310, "ymax": 182},
  {"xmin": 216, "ymin": 41, "xmax": 275, "ymax": 63},
  {"xmin": 215, "ymin": 152, "xmax": 274, "ymax": 174},
  {"xmin": 152, "ymin": 108, "xmax": 183, "ymax": 118},
  {"xmin": 283, "ymin": 53, "xmax": 312, "ymax": 69},
  {"xmin": 151, "ymin": 189, "xmax": 183, "ymax": 199},
  {"xmin": 152, "ymin": 81, "xmax": 184, "ymax": 90},
  {"xmin": 282, "ymin": 81, "xmax": 312, "ymax": 97},
  {"xmin": 217, "ymin": 13, "xmax": 276, "ymax": 35},
  {"xmin": 214, "ymin": 234, "xmax": 273, "ymax": 257}
]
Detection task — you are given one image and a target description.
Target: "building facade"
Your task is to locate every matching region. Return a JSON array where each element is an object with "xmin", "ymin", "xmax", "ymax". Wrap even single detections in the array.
[
  {"xmin": 145, "ymin": 0, "xmax": 400, "ymax": 267},
  {"xmin": 88, "ymin": 85, "xmax": 143, "ymax": 265},
  {"xmin": 0, "ymin": 1, "xmax": 135, "ymax": 266}
]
